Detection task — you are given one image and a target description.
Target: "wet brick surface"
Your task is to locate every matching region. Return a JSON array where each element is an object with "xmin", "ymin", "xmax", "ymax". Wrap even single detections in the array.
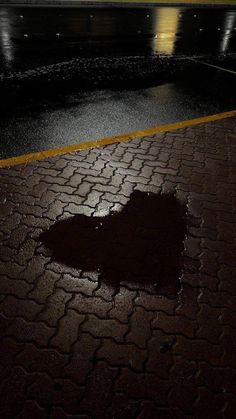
[{"xmin": 0, "ymin": 117, "xmax": 236, "ymax": 418}]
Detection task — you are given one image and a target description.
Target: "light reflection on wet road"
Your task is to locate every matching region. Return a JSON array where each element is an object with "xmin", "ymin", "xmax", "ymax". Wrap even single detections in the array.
[
  {"xmin": 1, "ymin": 75, "xmax": 236, "ymax": 160},
  {"xmin": 0, "ymin": 6, "xmax": 236, "ymax": 159},
  {"xmin": 1, "ymin": 6, "xmax": 236, "ymax": 71}
]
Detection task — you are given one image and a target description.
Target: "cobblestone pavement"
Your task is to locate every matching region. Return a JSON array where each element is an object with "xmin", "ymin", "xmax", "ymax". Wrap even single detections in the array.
[{"xmin": 0, "ymin": 116, "xmax": 236, "ymax": 419}]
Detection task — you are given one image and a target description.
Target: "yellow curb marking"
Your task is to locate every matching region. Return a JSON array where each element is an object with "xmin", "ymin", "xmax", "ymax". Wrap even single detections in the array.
[{"xmin": 1, "ymin": 109, "xmax": 236, "ymax": 168}]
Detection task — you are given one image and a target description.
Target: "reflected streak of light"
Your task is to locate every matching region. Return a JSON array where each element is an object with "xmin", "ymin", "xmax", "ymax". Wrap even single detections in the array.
[
  {"xmin": 153, "ymin": 8, "xmax": 179, "ymax": 55},
  {"xmin": 221, "ymin": 12, "xmax": 236, "ymax": 53},
  {"xmin": 0, "ymin": 9, "xmax": 14, "ymax": 68}
]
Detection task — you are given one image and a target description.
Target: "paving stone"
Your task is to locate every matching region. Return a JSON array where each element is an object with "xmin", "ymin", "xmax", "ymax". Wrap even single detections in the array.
[
  {"xmin": 49, "ymin": 407, "xmax": 68, "ymax": 419},
  {"xmin": 146, "ymin": 329, "xmax": 174, "ymax": 379},
  {"xmin": 94, "ymin": 282, "xmax": 116, "ymax": 302},
  {"xmin": 1, "ymin": 115, "xmax": 236, "ymax": 417},
  {"xmin": 135, "ymin": 291, "xmax": 177, "ymax": 315},
  {"xmin": 28, "ymin": 374, "xmax": 84, "ymax": 413},
  {"xmin": 82, "ymin": 315, "xmax": 128, "ymax": 342},
  {"xmin": 56, "ymin": 192, "xmax": 83, "ymax": 205},
  {"xmin": 105, "ymin": 393, "xmax": 140, "ymax": 419},
  {"xmin": 193, "ymin": 387, "xmax": 225, "ymax": 419},
  {"xmin": 97, "ymin": 339, "xmax": 146, "ymax": 371},
  {"xmin": 22, "ymin": 214, "xmax": 53, "ymax": 231},
  {"xmin": 0, "ymin": 313, "xmax": 14, "ymax": 339},
  {"xmin": 83, "ymin": 190, "xmax": 103, "ymax": 208},
  {"xmin": 196, "ymin": 304, "xmax": 223, "ymax": 344},
  {"xmin": 0, "ymin": 295, "xmax": 42, "ymax": 321},
  {"xmin": 93, "ymin": 198, "xmax": 115, "ymax": 216},
  {"xmin": 29, "ymin": 270, "xmax": 60, "ymax": 303},
  {"xmin": 198, "ymin": 288, "xmax": 236, "ymax": 310},
  {"xmin": 37, "ymin": 288, "xmax": 72, "ymax": 326},
  {"xmin": 108, "ymin": 287, "xmax": 136, "ymax": 322},
  {"xmin": 0, "ymin": 337, "xmax": 24, "ymax": 382},
  {"xmin": 183, "ymin": 235, "xmax": 201, "ymax": 259},
  {"xmin": 137, "ymin": 403, "xmax": 187, "ymax": 419},
  {"xmin": 200, "ymin": 249, "xmax": 219, "ymax": 276},
  {"xmin": 0, "ymin": 367, "xmax": 36, "ymax": 419},
  {"xmin": 126, "ymin": 306, "xmax": 154, "ymax": 348},
  {"xmin": 224, "ymin": 394, "xmax": 236, "ymax": 419},
  {"xmin": 57, "ymin": 274, "xmax": 98, "ymax": 296},
  {"xmin": 79, "ymin": 361, "xmax": 118, "ymax": 417},
  {"xmin": 16, "ymin": 343, "xmax": 69, "ymax": 377},
  {"xmin": 218, "ymin": 265, "xmax": 236, "ymax": 293},
  {"xmin": 3, "ymin": 224, "xmax": 30, "ymax": 249},
  {"xmin": 173, "ymin": 334, "xmax": 223, "ymax": 365},
  {"xmin": 19, "ymin": 255, "xmax": 51, "ymax": 284},
  {"xmin": 50, "ymin": 309, "xmax": 85, "ymax": 352},
  {"xmin": 218, "ymin": 221, "xmax": 235, "ymax": 243},
  {"xmin": 7, "ymin": 317, "xmax": 54, "ymax": 346},
  {"xmin": 220, "ymin": 325, "xmax": 236, "ymax": 368},
  {"xmin": 168, "ymin": 357, "xmax": 198, "ymax": 413},
  {"xmin": 0, "ymin": 212, "xmax": 22, "ymax": 235},
  {"xmin": 69, "ymin": 294, "xmax": 112, "ymax": 318},
  {"xmin": 44, "ymin": 200, "xmax": 67, "ymax": 220},
  {"xmin": 65, "ymin": 333, "xmax": 101, "ymax": 384},
  {"xmin": 0, "ymin": 275, "xmax": 32, "ymax": 298},
  {"xmin": 15, "ymin": 400, "xmax": 48, "ymax": 419},
  {"xmin": 196, "ymin": 361, "xmax": 236, "ymax": 394},
  {"xmin": 219, "ymin": 307, "xmax": 236, "ymax": 329},
  {"xmin": 176, "ymin": 283, "xmax": 199, "ymax": 320},
  {"xmin": 116, "ymin": 368, "xmax": 169, "ymax": 404},
  {"xmin": 153, "ymin": 311, "xmax": 198, "ymax": 338}
]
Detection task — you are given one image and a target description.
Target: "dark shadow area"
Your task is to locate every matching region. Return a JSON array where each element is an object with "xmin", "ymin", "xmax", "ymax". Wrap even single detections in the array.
[
  {"xmin": 175, "ymin": 59, "xmax": 236, "ymax": 109},
  {"xmin": 0, "ymin": 55, "xmax": 177, "ymax": 116},
  {"xmin": 1, "ymin": 6, "xmax": 236, "ymax": 74},
  {"xmin": 1, "ymin": 4, "xmax": 236, "ymax": 111},
  {"xmin": 39, "ymin": 191, "xmax": 187, "ymax": 298}
]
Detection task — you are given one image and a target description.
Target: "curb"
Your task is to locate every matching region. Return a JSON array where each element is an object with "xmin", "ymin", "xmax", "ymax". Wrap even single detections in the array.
[{"xmin": 1, "ymin": 109, "xmax": 236, "ymax": 168}]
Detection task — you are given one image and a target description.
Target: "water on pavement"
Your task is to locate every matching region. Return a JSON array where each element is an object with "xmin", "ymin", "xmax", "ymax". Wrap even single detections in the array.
[
  {"xmin": 0, "ymin": 5, "xmax": 236, "ymax": 159},
  {"xmin": 39, "ymin": 190, "xmax": 188, "ymax": 298},
  {"xmin": 1, "ymin": 6, "xmax": 236, "ymax": 71}
]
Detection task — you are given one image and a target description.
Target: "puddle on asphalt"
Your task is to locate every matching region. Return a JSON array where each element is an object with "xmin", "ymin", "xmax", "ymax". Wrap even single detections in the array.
[{"xmin": 39, "ymin": 190, "xmax": 187, "ymax": 297}]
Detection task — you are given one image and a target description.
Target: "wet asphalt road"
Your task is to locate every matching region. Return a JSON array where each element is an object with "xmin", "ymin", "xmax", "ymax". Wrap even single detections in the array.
[
  {"xmin": 1, "ymin": 69, "xmax": 236, "ymax": 160},
  {"xmin": 0, "ymin": 5, "xmax": 236, "ymax": 159},
  {"xmin": 1, "ymin": 5, "xmax": 236, "ymax": 70}
]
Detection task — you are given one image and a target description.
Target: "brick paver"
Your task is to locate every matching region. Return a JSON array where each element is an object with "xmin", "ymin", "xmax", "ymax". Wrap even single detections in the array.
[{"xmin": 0, "ymin": 117, "xmax": 236, "ymax": 418}]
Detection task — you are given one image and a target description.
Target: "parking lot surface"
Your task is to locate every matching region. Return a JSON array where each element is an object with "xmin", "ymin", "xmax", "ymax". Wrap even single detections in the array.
[{"xmin": 0, "ymin": 114, "xmax": 236, "ymax": 418}]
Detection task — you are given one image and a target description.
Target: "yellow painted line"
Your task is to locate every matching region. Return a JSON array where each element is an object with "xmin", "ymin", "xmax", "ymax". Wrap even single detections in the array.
[{"xmin": 1, "ymin": 109, "xmax": 236, "ymax": 169}]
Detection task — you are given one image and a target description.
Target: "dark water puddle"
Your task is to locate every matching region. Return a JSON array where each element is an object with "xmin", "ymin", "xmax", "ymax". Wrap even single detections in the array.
[{"xmin": 39, "ymin": 191, "xmax": 187, "ymax": 298}]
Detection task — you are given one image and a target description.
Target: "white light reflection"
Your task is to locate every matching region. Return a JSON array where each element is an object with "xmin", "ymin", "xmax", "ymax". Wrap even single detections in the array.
[
  {"xmin": 0, "ymin": 9, "xmax": 14, "ymax": 69},
  {"xmin": 153, "ymin": 8, "xmax": 179, "ymax": 55},
  {"xmin": 220, "ymin": 12, "xmax": 236, "ymax": 53}
]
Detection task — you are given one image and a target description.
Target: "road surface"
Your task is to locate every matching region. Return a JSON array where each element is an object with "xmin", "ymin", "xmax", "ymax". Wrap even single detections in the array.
[{"xmin": 0, "ymin": 4, "xmax": 236, "ymax": 158}]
